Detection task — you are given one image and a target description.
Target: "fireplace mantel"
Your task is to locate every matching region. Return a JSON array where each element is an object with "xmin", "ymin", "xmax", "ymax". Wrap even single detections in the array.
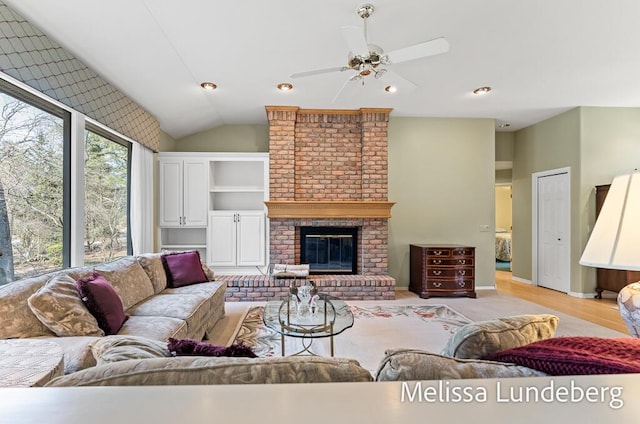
[{"xmin": 265, "ymin": 201, "xmax": 395, "ymax": 219}]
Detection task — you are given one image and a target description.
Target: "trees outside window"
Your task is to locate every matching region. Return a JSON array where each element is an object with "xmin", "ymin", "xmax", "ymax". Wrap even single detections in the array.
[
  {"xmin": 84, "ymin": 129, "xmax": 130, "ymax": 265},
  {"xmin": 0, "ymin": 92, "xmax": 66, "ymax": 283}
]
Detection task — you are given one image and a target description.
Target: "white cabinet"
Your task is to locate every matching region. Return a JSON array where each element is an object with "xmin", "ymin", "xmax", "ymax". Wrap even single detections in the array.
[
  {"xmin": 158, "ymin": 159, "xmax": 208, "ymax": 227},
  {"xmin": 208, "ymin": 211, "xmax": 265, "ymax": 267},
  {"xmin": 157, "ymin": 152, "xmax": 269, "ymax": 274}
]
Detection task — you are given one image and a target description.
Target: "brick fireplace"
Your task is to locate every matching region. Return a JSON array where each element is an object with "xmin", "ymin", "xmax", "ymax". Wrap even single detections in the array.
[{"xmin": 222, "ymin": 106, "xmax": 396, "ymax": 301}]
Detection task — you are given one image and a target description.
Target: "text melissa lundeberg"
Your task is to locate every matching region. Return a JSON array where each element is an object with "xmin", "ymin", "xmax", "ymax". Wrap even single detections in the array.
[{"xmin": 401, "ymin": 380, "xmax": 624, "ymax": 410}]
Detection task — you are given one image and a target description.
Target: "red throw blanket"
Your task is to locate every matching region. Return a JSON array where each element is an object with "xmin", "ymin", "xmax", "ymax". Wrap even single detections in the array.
[{"xmin": 484, "ymin": 337, "xmax": 640, "ymax": 375}]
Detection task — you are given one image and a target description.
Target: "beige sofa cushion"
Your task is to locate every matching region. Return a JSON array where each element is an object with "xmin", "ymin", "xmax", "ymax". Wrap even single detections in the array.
[
  {"xmin": 46, "ymin": 356, "xmax": 373, "ymax": 386},
  {"xmin": 375, "ymin": 348, "xmax": 547, "ymax": 381},
  {"xmin": 441, "ymin": 314, "xmax": 559, "ymax": 359},
  {"xmin": 91, "ymin": 335, "xmax": 171, "ymax": 366},
  {"xmin": 0, "ymin": 274, "xmax": 56, "ymax": 338},
  {"xmin": 126, "ymin": 294, "xmax": 209, "ymax": 335},
  {"xmin": 94, "ymin": 257, "xmax": 155, "ymax": 310},
  {"xmin": 136, "ymin": 253, "xmax": 168, "ymax": 294},
  {"xmin": 27, "ymin": 274, "xmax": 104, "ymax": 337},
  {"xmin": 117, "ymin": 315, "xmax": 188, "ymax": 341}
]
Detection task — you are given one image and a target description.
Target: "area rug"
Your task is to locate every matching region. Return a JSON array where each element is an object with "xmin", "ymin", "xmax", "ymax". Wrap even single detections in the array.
[{"xmin": 231, "ymin": 304, "xmax": 472, "ymax": 373}]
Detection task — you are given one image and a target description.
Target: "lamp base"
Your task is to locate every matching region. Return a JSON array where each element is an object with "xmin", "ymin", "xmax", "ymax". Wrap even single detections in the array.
[{"xmin": 617, "ymin": 281, "xmax": 640, "ymax": 337}]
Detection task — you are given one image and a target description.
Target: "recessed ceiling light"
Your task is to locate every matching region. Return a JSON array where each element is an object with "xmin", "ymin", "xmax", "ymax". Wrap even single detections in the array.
[
  {"xmin": 473, "ymin": 86, "xmax": 491, "ymax": 95},
  {"xmin": 277, "ymin": 83, "xmax": 293, "ymax": 92},
  {"xmin": 384, "ymin": 85, "xmax": 397, "ymax": 93},
  {"xmin": 200, "ymin": 82, "xmax": 217, "ymax": 91},
  {"xmin": 499, "ymin": 123, "xmax": 511, "ymax": 128}
]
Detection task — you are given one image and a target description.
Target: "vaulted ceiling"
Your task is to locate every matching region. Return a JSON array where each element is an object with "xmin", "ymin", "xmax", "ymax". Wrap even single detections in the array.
[{"xmin": 6, "ymin": 0, "xmax": 640, "ymax": 139}]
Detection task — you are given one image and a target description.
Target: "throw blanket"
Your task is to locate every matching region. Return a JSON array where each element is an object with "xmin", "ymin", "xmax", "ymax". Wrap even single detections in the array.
[{"xmin": 484, "ymin": 337, "xmax": 640, "ymax": 375}]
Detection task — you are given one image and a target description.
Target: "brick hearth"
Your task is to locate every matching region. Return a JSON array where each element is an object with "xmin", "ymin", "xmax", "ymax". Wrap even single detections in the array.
[{"xmin": 223, "ymin": 106, "xmax": 396, "ymax": 302}]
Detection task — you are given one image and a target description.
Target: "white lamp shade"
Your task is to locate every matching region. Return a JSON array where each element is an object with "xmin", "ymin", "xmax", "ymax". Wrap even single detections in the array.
[{"xmin": 580, "ymin": 172, "xmax": 640, "ymax": 271}]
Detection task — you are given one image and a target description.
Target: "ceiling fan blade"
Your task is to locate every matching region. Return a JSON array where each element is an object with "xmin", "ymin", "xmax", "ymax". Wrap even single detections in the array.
[
  {"xmin": 290, "ymin": 66, "xmax": 346, "ymax": 79},
  {"xmin": 332, "ymin": 75, "xmax": 360, "ymax": 104},
  {"xmin": 386, "ymin": 37, "xmax": 449, "ymax": 64},
  {"xmin": 341, "ymin": 25, "xmax": 370, "ymax": 57}
]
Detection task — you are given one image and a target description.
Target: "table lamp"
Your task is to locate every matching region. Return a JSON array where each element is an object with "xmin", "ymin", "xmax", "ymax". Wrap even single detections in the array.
[{"xmin": 579, "ymin": 171, "xmax": 640, "ymax": 336}]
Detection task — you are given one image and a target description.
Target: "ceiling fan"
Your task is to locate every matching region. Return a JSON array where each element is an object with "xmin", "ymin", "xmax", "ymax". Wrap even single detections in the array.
[{"xmin": 290, "ymin": 3, "xmax": 450, "ymax": 102}]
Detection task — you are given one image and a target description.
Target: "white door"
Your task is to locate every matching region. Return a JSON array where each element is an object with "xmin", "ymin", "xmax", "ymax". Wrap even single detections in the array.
[
  {"xmin": 182, "ymin": 160, "xmax": 208, "ymax": 227},
  {"xmin": 208, "ymin": 212, "xmax": 237, "ymax": 267},
  {"xmin": 537, "ymin": 172, "xmax": 570, "ymax": 292},
  {"xmin": 236, "ymin": 211, "xmax": 265, "ymax": 266},
  {"xmin": 158, "ymin": 160, "xmax": 183, "ymax": 227}
]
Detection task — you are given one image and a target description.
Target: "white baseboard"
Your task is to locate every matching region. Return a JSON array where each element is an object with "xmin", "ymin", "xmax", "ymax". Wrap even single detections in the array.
[
  {"xmin": 476, "ymin": 285, "xmax": 496, "ymax": 290},
  {"xmin": 511, "ymin": 276, "xmax": 532, "ymax": 284},
  {"xmin": 568, "ymin": 291, "xmax": 617, "ymax": 299}
]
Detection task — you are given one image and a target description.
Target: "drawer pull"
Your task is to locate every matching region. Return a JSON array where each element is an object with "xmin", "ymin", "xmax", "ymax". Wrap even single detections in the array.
[
  {"xmin": 458, "ymin": 270, "xmax": 466, "ymax": 276},
  {"xmin": 433, "ymin": 282, "xmax": 442, "ymax": 288},
  {"xmin": 458, "ymin": 259, "xmax": 466, "ymax": 264},
  {"xmin": 457, "ymin": 281, "xmax": 466, "ymax": 287},
  {"xmin": 432, "ymin": 270, "xmax": 442, "ymax": 276},
  {"xmin": 434, "ymin": 250, "xmax": 443, "ymax": 256},
  {"xmin": 432, "ymin": 259, "xmax": 442, "ymax": 265}
]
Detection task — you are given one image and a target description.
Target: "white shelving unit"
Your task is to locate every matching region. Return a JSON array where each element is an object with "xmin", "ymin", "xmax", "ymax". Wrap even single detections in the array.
[{"xmin": 157, "ymin": 152, "xmax": 269, "ymax": 274}]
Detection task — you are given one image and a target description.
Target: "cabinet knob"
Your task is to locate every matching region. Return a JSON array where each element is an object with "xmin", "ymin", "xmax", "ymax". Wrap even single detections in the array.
[
  {"xmin": 458, "ymin": 270, "xmax": 466, "ymax": 276},
  {"xmin": 458, "ymin": 259, "xmax": 466, "ymax": 264},
  {"xmin": 432, "ymin": 270, "xmax": 442, "ymax": 276},
  {"xmin": 432, "ymin": 259, "xmax": 441, "ymax": 265},
  {"xmin": 433, "ymin": 282, "xmax": 442, "ymax": 288},
  {"xmin": 457, "ymin": 281, "xmax": 466, "ymax": 287},
  {"xmin": 434, "ymin": 250, "xmax": 442, "ymax": 256}
]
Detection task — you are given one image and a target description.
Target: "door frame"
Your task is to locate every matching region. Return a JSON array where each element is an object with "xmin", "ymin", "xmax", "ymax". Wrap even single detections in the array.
[{"xmin": 531, "ymin": 167, "xmax": 571, "ymax": 290}]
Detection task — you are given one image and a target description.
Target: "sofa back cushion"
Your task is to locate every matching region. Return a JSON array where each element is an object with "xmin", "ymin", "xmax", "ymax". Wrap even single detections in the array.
[
  {"xmin": 375, "ymin": 348, "xmax": 547, "ymax": 381},
  {"xmin": 94, "ymin": 257, "xmax": 155, "ymax": 310},
  {"xmin": 136, "ymin": 253, "xmax": 168, "ymax": 294},
  {"xmin": 27, "ymin": 274, "xmax": 104, "ymax": 337},
  {"xmin": 46, "ymin": 356, "xmax": 374, "ymax": 386},
  {"xmin": 441, "ymin": 314, "xmax": 559, "ymax": 359},
  {"xmin": 0, "ymin": 273, "xmax": 56, "ymax": 338}
]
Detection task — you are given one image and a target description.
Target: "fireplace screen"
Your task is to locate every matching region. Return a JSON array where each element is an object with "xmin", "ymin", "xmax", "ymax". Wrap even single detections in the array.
[{"xmin": 300, "ymin": 227, "xmax": 357, "ymax": 274}]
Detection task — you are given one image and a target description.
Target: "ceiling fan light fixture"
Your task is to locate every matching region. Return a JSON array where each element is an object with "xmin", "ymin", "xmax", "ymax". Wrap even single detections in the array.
[
  {"xmin": 277, "ymin": 83, "xmax": 293, "ymax": 92},
  {"xmin": 200, "ymin": 82, "xmax": 217, "ymax": 91},
  {"xmin": 473, "ymin": 86, "xmax": 492, "ymax": 95},
  {"xmin": 385, "ymin": 85, "xmax": 397, "ymax": 93}
]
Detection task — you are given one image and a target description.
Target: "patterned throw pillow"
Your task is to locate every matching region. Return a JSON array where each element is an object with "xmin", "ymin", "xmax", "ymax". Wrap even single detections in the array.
[
  {"xmin": 28, "ymin": 274, "xmax": 105, "ymax": 337},
  {"xmin": 77, "ymin": 272, "xmax": 128, "ymax": 335},
  {"xmin": 442, "ymin": 314, "xmax": 559, "ymax": 359}
]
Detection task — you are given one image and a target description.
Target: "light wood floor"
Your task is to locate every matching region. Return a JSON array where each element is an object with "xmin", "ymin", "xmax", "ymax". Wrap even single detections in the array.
[{"xmin": 494, "ymin": 270, "xmax": 628, "ymax": 334}]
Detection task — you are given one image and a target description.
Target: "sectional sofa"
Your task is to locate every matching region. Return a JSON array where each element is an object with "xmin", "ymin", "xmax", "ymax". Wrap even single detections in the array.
[{"xmin": 0, "ymin": 252, "xmax": 226, "ymax": 374}]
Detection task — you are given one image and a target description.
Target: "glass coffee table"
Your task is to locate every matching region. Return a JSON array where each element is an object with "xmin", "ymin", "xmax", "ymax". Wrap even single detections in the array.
[{"xmin": 263, "ymin": 294, "xmax": 354, "ymax": 356}]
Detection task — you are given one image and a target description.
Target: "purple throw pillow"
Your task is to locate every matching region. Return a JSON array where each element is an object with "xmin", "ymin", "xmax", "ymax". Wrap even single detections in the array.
[
  {"xmin": 161, "ymin": 251, "xmax": 208, "ymax": 288},
  {"xmin": 76, "ymin": 272, "xmax": 128, "ymax": 335},
  {"xmin": 167, "ymin": 338, "xmax": 257, "ymax": 358}
]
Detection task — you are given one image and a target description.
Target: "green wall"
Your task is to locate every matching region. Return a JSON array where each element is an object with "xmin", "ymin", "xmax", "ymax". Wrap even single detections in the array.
[
  {"xmin": 512, "ymin": 108, "xmax": 581, "ymax": 289},
  {"xmin": 388, "ymin": 117, "xmax": 496, "ymax": 288}
]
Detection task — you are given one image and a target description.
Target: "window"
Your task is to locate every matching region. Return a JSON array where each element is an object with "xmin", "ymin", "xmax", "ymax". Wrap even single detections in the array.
[
  {"xmin": 0, "ymin": 86, "xmax": 70, "ymax": 283},
  {"xmin": 0, "ymin": 78, "xmax": 134, "ymax": 284},
  {"xmin": 83, "ymin": 126, "xmax": 131, "ymax": 265}
]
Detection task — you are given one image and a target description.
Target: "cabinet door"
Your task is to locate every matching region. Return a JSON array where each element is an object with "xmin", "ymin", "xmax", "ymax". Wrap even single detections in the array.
[
  {"xmin": 208, "ymin": 212, "xmax": 237, "ymax": 267},
  {"xmin": 182, "ymin": 160, "xmax": 208, "ymax": 227},
  {"xmin": 158, "ymin": 160, "xmax": 183, "ymax": 227},
  {"xmin": 236, "ymin": 212, "xmax": 265, "ymax": 266}
]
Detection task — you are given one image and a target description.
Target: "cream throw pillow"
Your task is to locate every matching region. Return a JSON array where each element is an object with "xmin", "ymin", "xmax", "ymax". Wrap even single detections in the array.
[
  {"xmin": 91, "ymin": 335, "xmax": 171, "ymax": 366},
  {"xmin": 27, "ymin": 274, "xmax": 104, "ymax": 337},
  {"xmin": 441, "ymin": 314, "xmax": 559, "ymax": 359}
]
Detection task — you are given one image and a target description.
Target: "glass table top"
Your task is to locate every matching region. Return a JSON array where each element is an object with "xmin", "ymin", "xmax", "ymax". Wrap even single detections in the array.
[{"xmin": 263, "ymin": 294, "xmax": 354, "ymax": 339}]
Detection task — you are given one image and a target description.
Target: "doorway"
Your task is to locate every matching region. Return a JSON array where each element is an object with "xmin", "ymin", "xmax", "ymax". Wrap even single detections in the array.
[
  {"xmin": 495, "ymin": 185, "xmax": 512, "ymax": 272},
  {"xmin": 532, "ymin": 168, "xmax": 571, "ymax": 293}
]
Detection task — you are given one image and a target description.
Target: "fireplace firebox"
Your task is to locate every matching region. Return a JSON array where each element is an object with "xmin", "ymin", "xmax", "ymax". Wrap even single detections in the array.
[{"xmin": 300, "ymin": 227, "xmax": 357, "ymax": 274}]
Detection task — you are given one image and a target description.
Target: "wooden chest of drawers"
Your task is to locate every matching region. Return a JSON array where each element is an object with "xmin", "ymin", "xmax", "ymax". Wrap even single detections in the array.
[{"xmin": 409, "ymin": 244, "xmax": 476, "ymax": 299}]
